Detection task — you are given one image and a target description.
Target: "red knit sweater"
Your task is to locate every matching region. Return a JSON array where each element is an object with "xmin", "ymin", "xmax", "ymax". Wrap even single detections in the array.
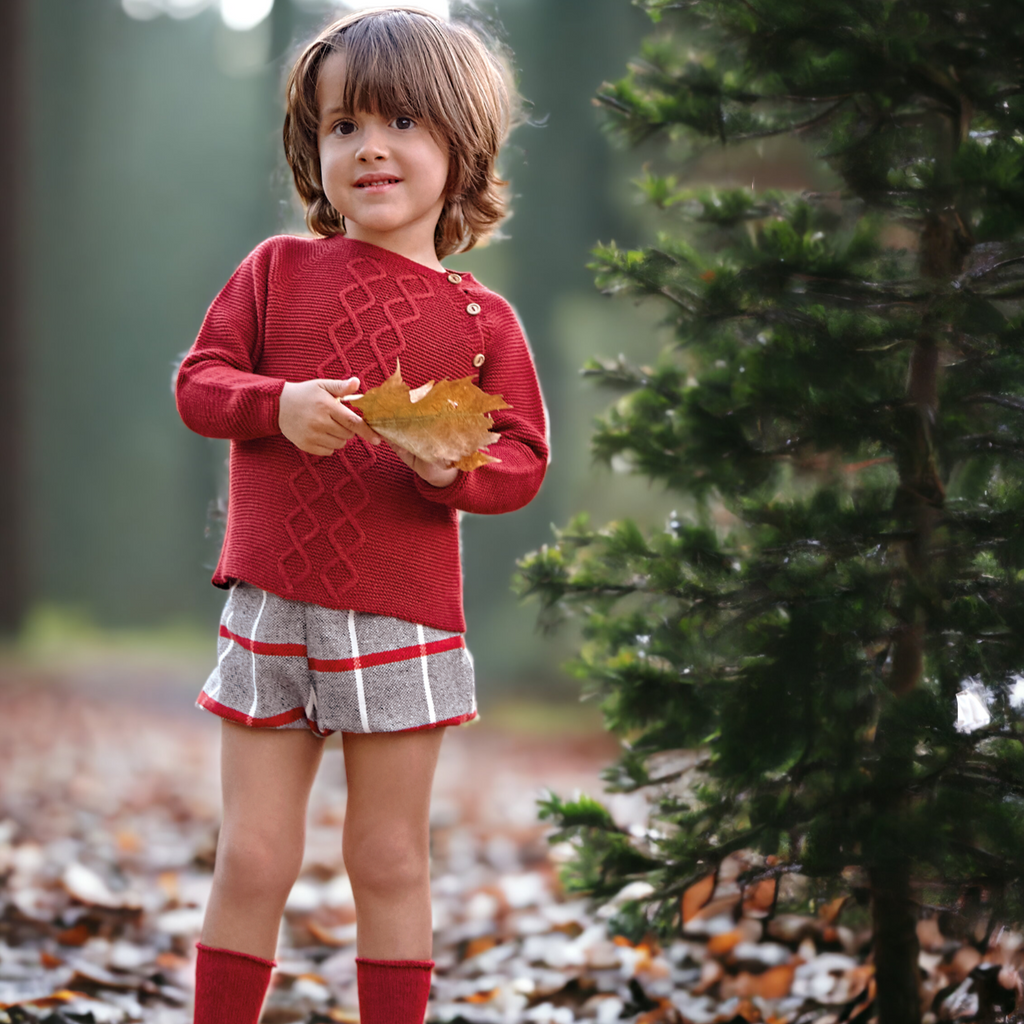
[{"xmin": 176, "ymin": 235, "xmax": 548, "ymax": 633}]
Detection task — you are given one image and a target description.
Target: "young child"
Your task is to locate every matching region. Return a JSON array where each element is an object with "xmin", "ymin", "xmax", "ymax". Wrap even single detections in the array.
[{"xmin": 175, "ymin": 8, "xmax": 548, "ymax": 1024}]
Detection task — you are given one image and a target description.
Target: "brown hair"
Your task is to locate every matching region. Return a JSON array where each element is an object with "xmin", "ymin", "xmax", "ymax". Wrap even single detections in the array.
[{"xmin": 283, "ymin": 6, "xmax": 519, "ymax": 259}]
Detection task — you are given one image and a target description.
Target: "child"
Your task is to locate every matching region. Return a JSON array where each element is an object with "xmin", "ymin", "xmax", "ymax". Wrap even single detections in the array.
[{"xmin": 175, "ymin": 7, "xmax": 548, "ymax": 1024}]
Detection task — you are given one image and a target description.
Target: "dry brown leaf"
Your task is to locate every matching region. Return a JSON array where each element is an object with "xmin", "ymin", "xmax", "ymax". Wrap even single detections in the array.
[
  {"xmin": 818, "ymin": 895, "xmax": 847, "ymax": 924},
  {"xmin": 459, "ymin": 988, "xmax": 501, "ymax": 1004},
  {"xmin": 55, "ymin": 923, "xmax": 91, "ymax": 947},
  {"xmin": 305, "ymin": 919, "xmax": 353, "ymax": 947},
  {"xmin": 739, "ymin": 962, "xmax": 798, "ymax": 1000},
  {"xmin": 461, "ymin": 934, "xmax": 499, "ymax": 960},
  {"xmin": 681, "ymin": 873, "xmax": 716, "ymax": 924},
  {"xmin": 347, "ymin": 360, "xmax": 510, "ymax": 471},
  {"xmin": 707, "ymin": 928, "xmax": 744, "ymax": 957},
  {"xmin": 742, "ymin": 877, "xmax": 777, "ymax": 917}
]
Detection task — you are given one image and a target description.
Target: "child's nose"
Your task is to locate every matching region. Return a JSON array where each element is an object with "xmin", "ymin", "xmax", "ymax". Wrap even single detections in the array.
[{"xmin": 356, "ymin": 126, "xmax": 388, "ymax": 160}]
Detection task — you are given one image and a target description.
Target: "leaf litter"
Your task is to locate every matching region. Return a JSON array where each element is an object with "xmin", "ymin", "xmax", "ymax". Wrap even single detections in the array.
[{"xmin": 0, "ymin": 674, "xmax": 1021, "ymax": 1024}]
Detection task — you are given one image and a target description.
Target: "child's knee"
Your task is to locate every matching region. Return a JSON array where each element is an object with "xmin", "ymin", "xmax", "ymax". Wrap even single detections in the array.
[
  {"xmin": 216, "ymin": 827, "xmax": 305, "ymax": 900},
  {"xmin": 344, "ymin": 829, "xmax": 427, "ymax": 896}
]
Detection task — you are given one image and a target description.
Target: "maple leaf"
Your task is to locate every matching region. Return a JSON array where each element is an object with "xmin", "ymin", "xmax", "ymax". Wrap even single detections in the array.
[{"xmin": 346, "ymin": 360, "xmax": 511, "ymax": 472}]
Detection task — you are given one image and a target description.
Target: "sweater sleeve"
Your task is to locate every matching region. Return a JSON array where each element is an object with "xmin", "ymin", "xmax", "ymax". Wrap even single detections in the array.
[
  {"xmin": 414, "ymin": 296, "xmax": 549, "ymax": 515},
  {"xmin": 175, "ymin": 242, "xmax": 286, "ymax": 441}
]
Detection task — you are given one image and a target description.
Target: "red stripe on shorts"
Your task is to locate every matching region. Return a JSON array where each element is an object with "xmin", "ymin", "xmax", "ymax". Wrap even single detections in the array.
[
  {"xmin": 309, "ymin": 634, "xmax": 466, "ymax": 673},
  {"xmin": 395, "ymin": 710, "xmax": 479, "ymax": 732},
  {"xmin": 198, "ymin": 690, "xmax": 478, "ymax": 735},
  {"xmin": 220, "ymin": 625, "xmax": 308, "ymax": 657},
  {"xmin": 197, "ymin": 691, "xmax": 308, "ymax": 728}
]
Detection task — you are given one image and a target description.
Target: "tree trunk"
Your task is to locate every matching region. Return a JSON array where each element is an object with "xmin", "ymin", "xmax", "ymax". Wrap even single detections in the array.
[
  {"xmin": 0, "ymin": 0, "xmax": 27, "ymax": 636},
  {"xmin": 876, "ymin": 105, "xmax": 965, "ymax": 1024},
  {"xmin": 870, "ymin": 861, "xmax": 923, "ymax": 1024}
]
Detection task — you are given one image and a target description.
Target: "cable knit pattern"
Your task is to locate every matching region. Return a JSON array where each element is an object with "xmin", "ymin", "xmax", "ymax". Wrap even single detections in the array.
[{"xmin": 176, "ymin": 235, "xmax": 548, "ymax": 633}]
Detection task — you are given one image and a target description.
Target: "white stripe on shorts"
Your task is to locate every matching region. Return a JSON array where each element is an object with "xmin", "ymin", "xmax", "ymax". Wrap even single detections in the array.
[
  {"xmin": 210, "ymin": 583, "xmax": 238, "ymax": 703},
  {"xmin": 348, "ymin": 609, "xmax": 371, "ymax": 733},
  {"xmin": 417, "ymin": 623, "xmax": 437, "ymax": 724},
  {"xmin": 248, "ymin": 588, "xmax": 268, "ymax": 719}
]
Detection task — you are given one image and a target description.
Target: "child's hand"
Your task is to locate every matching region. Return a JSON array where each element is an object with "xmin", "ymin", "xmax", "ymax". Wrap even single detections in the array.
[
  {"xmin": 386, "ymin": 441, "xmax": 459, "ymax": 488},
  {"xmin": 279, "ymin": 378, "xmax": 382, "ymax": 456}
]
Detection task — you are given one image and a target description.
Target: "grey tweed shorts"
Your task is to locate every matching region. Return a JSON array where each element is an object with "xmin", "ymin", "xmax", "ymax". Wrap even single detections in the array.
[{"xmin": 198, "ymin": 583, "xmax": 477, "ymax": 736}]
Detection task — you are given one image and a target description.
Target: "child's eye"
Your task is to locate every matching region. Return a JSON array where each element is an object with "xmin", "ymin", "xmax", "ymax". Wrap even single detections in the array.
[
  {"xmin": 393, "ymin": 116, "xmax": 415, "ymax": 130},
  {"xmin": 333, "ymin": 120, "xmax": 357, "ymax": 136}
]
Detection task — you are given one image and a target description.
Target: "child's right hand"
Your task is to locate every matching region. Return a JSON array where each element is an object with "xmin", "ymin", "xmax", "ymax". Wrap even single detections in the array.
[{"xmin": 278, "ymin": 378, "xmax": 382, "ymax": 456}]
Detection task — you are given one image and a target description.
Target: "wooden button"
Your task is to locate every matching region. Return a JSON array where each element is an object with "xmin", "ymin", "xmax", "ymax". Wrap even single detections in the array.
[
  {"xmin": 447, "ymin": 272, "xmax": 462, "ymax": 284},
  {"xmin": 466, "ymin": 302, "xmax": 481, "ymax": 315},
  {"xmin": 472, "ymin": 353, "xmax": 485, "ymax": 368}
]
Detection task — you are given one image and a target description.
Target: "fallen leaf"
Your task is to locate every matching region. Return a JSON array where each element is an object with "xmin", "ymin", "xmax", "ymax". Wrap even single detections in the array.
[
  {"xmin": 818, "ymin": 895, "xmax": 847, "ymax": 924},
  {"xmin": 742, "ymin": 877, "xmax": 777, "ymax": 917},
  {"xmin": 55, "ymin": 923, "xmax": 91, "ymax": 947},
  {"xmin": 462, "ymin": 934, "xmax": 499, "ymax": 959},
  {"xmin": 682, "ymin": 873, "xmax": 715, "ymax": 924},
  {"xmin": 347, "ymin": 361, "xmax": 510, "ymax": 471},
  {"xmin": 733, "ymin": 997, "xmax": 762, "ymax": 1022},
  {"xmin": 846, "ymin": 975, "xmax": 876, "ymax": 1020},
  {"xmin": 459, "ymin": 988, "xmax": 501, "ymax": 1003},
  {"xmin": 707, "ymin": 928, "xmax": 744, "ymax": 957},
  {"xmin": 156, "ymin": 951, "xmax": 191, "ymax": 970},
  {"xmin": 306, "ymin": 919, "xmax": 357, "ymax": 947},
  {"xmin": 736, "ymin": 962, "xmax": 798, "ymax": 999}
]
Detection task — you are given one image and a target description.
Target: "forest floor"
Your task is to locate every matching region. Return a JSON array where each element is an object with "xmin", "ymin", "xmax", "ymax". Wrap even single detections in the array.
[{"xmin": 0, "ymin": 649, "xmax": 1019, "ymax": 1024}]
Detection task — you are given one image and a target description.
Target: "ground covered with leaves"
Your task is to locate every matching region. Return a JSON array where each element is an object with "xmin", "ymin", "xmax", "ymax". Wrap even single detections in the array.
[{"xmin": 0, "ymin": 661, "xmax": 1020, "ymax": 1024}]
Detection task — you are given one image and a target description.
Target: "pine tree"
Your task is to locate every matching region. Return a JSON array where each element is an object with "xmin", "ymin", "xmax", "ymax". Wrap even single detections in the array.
[{"xmin": 516, "ymin": 3, "xmax": 1024, "ymax": 1021}]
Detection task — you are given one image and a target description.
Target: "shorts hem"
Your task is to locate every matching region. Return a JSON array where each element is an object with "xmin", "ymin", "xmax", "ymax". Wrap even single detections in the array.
[{"xmin": 197, "ymin": 691, "xmax": 477, "ymax": 736}]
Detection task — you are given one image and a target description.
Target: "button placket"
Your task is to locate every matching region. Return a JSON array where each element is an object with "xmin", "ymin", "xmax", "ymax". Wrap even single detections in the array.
[{"xmin": 441, "ymin": 271, "xmax": 487, "ymax": 373}]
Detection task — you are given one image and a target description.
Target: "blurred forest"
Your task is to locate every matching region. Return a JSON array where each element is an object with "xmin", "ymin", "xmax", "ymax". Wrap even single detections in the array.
[{"xmin": 2, "ymin": 0, "xmax": 686, "ymax": 696}]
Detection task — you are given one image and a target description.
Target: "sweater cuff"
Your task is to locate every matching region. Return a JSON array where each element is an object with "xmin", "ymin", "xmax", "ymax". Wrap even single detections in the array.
[{"xmin": 257, "ymin": 377, "xmax": 287, "ymax": 438}]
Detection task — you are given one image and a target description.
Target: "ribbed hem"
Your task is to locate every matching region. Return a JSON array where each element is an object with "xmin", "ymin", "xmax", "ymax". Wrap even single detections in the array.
[
  {"xmin": 196, "ymin": 941, "xmax": 276, "ymax": 968},
  {"xmin": 356, "ymin": 956, "xmax": 435, "ymax": 969}
]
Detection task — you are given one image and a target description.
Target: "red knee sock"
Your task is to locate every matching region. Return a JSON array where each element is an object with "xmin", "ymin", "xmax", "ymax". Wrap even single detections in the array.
[
  {"xmin": 194, "ymin": 942, "xmax": 276, "ymax": 1024},
  {"xmin": 356, "ymin": 957, "xmax": 434, "ymax": 1024}
]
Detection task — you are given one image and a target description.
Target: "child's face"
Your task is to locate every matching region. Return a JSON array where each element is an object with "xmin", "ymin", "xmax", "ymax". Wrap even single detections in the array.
[{"xmin": 317, "ymin": 51, "xmax": 450, "ymax": 260}]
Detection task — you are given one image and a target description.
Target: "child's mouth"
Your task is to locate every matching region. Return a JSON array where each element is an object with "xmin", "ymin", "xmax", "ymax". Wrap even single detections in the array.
[{"xmin": 356, "ymin": 178, "xmax": 402, "ymax": 189}]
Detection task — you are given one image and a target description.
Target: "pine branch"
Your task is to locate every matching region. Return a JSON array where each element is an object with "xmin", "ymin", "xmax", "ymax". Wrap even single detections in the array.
[
  {"xmin": 962, "ymin": 393, "xmax": 1024, "ymax": 414},
  {"xmin": 728, "ymin": 97, "xmax": 852, "ymax": 142}
]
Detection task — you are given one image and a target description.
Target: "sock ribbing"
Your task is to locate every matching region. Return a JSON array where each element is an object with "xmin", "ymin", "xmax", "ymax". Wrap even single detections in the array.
[
  {"xmin": 356, "ymin": 956, "xmax": 434, "ymax": 1024},
  {"xmin": 194, "ymin": 942, "xmax": 276, "ymax": 1024}
]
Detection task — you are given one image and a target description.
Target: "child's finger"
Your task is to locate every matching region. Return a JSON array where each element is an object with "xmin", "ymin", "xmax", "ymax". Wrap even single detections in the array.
[
  {"xmin": 329, "ymin": 402, "xmax": 381, "ymax": 445},
  {"xmin": 318, "ymin": 377, "xmax": 362, "ymax": 398}
]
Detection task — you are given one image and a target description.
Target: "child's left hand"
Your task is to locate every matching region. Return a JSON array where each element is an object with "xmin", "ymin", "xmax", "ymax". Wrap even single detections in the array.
[{"xmin": 387, "ymin": 441, "xmax": 459, "ymax": 488}]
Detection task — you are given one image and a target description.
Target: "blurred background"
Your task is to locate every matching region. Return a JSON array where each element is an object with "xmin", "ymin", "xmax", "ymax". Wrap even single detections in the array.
[{"xmin": 2, "ymin": 0, "xmax": 689, "ymax": 702}]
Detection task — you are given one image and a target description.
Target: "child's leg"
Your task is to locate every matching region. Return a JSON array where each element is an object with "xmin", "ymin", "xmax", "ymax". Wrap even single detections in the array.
[
  {"xmin": 195, "ymin": 721, "xmax": 324, "ymax": 1023},
  {"xmin": 342, "ymin": 726, "xmax": 446, "ymax": 1024}
]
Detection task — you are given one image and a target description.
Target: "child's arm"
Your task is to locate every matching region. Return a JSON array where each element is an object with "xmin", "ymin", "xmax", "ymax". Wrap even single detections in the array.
[
  {"xmin": 176, "ymin": 244, "xmax": 378, "ymax": 453},
  {"xmin": 407, "ymin": 297, "xmax": 549, "ymax": 513}
]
